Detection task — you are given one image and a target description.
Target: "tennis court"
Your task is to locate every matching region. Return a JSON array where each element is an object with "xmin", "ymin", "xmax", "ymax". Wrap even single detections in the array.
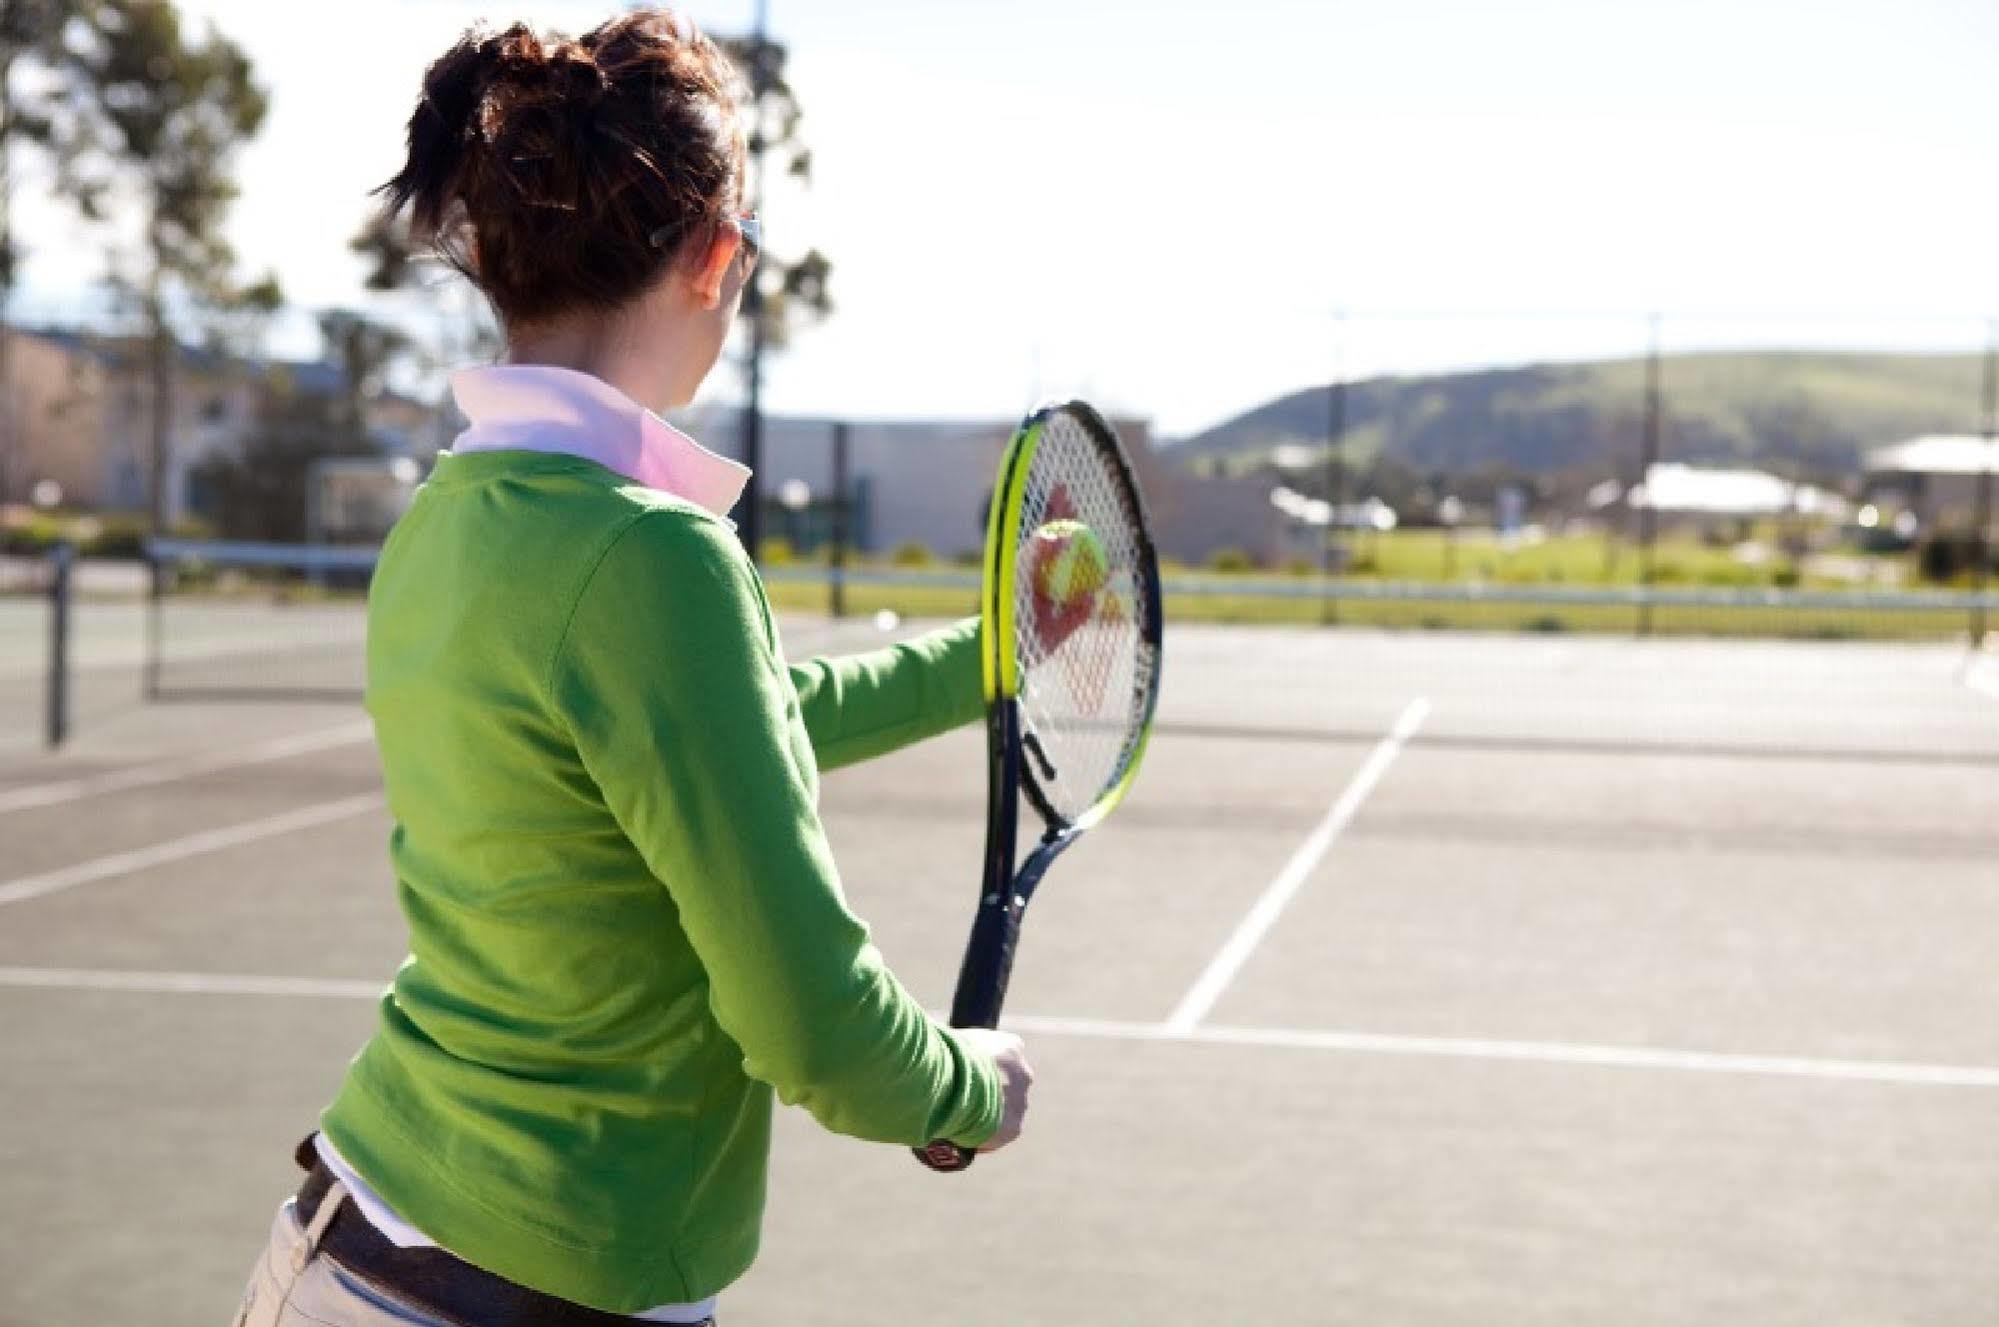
[{"xmin": 3, "ymin": 609, "xmax": 1998, "ymax": 1325}]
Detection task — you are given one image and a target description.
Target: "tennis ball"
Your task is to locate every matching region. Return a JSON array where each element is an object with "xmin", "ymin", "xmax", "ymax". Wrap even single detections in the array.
[{"xmin": 1030, "ymin": 519, "xmax": 1110, "ymax": 606}]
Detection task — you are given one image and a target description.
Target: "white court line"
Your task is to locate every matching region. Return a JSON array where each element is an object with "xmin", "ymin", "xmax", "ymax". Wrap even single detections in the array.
[
  {"xmin": 1164, "ymin": 697, "xmax": 1431, "ymax": 1034},
  {"xmin": 1, "ymin": 966, "xmax": 1993, "ymax": 1091},
  {"xmin": 0, "ymin": 721, "xmax": 374, "ymax": 816},
  {"xmin": 0, "ymin": 793, "xmax": 385, "ymax": 907},
  {"xmin": 0, "ymin": 966, "xmax": 383, "ymax": 1000},
  {"xmin": 1965, "ymin": 656, "xmax": 1999, "ymax": 702},
  {"xmin": 1002, "ymin": 1014, "xmax": 1999, "ymax": 1090}
]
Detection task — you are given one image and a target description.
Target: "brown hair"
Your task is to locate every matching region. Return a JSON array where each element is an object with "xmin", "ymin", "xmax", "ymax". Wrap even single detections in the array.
[{"xmin": 379, "ymin": 9, "xmax": 745, "ymax": 327}]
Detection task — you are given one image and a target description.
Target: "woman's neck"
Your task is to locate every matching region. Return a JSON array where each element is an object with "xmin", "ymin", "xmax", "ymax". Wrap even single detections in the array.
[{"xmin": 504, "ymin": 312, "xmax": 688, "ymax": 415}]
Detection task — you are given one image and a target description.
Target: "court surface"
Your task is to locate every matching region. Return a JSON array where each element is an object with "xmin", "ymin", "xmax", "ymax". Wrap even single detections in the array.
[{"xmin": 3, "ymin": 613, "xmax": 1997, "ymax": 1326}]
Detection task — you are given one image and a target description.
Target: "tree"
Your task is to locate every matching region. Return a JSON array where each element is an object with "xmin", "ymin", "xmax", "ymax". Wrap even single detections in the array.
[
  {"xmin": 79, "ymin": 0, "xmax": 267, "ymax": 533},
  {"xmin": 349, "ymin": 210, "xmax": 498, "ymax": 450},
  {"xmin": 316, "ymin": 308, "xmax": 412, "ymax": 443},
  {"xmin": 0, "ymin": 0, "xmax": 107, "ymax": 502},
  {"xmin": 715, "ymin": 31, "xmax": 833, "ymax": 345},
  {"xmin": 718, "ymin": 28, "xmax": 833, "ymax": 558},
  {"xmin": 190, "ymin": 365, "xmax": 377, "ymax": 543}
]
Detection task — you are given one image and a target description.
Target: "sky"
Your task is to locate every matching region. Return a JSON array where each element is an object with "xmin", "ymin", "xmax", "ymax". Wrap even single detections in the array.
[{"xmin": 14, "ymin": 0, "xmax": 1999, "ymax": 436}]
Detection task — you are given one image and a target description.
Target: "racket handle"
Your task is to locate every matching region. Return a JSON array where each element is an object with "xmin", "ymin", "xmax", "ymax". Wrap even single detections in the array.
[
  {"xmin": 914, "ymin": 1138, "xmax": 977, "ymax": 1172},
  {"xmin": 909, "ymin": 882, "xmax": 1021, "ymax": 1174}
]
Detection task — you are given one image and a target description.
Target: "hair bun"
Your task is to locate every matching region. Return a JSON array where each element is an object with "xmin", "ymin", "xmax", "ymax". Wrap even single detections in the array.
[
  {"xmin": 380, "ymin": 10, "xmax": 745, "ymax": 328},
  {"xmin": 487, "ymin": 27, "xmax": 608, "ymax": 112}
]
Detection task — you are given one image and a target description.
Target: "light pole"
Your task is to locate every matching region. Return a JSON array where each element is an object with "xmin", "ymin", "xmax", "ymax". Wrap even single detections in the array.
[
  {"xmin": 738, "ymin": 0, "xmax": 771, "ymax": 562},
  {"xmin": 829, "ymin": 421, "xmax": 850, "ymax": 619}
]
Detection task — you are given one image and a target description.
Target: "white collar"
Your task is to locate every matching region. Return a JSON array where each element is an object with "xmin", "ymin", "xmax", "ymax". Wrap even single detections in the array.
[{"xmin": 448, "ymin": 365, "xmax": 751, "ymax": 518}]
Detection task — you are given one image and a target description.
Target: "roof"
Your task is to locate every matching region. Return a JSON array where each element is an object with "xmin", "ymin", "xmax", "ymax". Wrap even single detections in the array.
[
  {"xmin": 1627, "ymin": 463, "xmax": 1848, "ymax": 517},
  {"xmin": 22, "ymin": 326, "xmax": 365, "ymax": 401},
  {"xmin": 1865, "ymin": 434, "xmax": 1999, "ymax": 476}
]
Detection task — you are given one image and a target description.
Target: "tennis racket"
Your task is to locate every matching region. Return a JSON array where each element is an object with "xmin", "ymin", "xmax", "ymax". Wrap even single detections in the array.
[{"xmin": 915, "ymin": 400, "xmax": 1164, "ymax": 1173}]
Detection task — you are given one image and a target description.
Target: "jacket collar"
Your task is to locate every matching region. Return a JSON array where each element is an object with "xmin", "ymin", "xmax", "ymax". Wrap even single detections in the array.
[{"xmin": 448, "ymin": 365, "xmax": 751, "ymax": 518}]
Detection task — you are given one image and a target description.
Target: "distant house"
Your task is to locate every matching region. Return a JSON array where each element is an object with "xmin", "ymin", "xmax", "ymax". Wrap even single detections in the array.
[
  {"xmin": 675, "ymin": 408, "xmax": 1170, "ymax": 562},
  {"xmin": 1147, "ymin": 473, "xmax": 1302, "ymax": 567},
  {"xmin": 1864, "ymin": 435, "xmax": 1998, "ymax": 526},
  {"xmin": 0, "ymin": 329, "xmax": 256, "ymax": 518},
  {"xmin": 1610, "ymin": 462, "xmax": 1848, "ymax": 536},
  {"xmin": 0, "ymin": 327, "xmax": 432, "ymax": 524}
]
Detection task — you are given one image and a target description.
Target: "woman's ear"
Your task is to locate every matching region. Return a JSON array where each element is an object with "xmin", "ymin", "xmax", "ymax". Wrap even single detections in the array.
[{"xmin": 689, "ymin": 223, "xmax": 743, "ymax": 310}]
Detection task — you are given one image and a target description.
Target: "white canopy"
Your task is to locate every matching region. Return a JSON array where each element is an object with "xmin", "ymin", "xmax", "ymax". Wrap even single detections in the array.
[
  {"xmin": 1625, "ymin": 463, "xmax": 1848, "ymax": 518},
  {"xmin": 1865, "ymin": 434, "xmax": 1999, "ymax": 476}
]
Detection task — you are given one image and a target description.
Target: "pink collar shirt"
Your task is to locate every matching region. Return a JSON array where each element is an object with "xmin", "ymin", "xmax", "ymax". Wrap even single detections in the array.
[{"xmin": 447, "ymin": 364, "xmax": 751, "ymax": 517}]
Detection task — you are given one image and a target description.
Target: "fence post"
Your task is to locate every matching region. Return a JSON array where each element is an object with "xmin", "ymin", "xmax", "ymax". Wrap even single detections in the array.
[
  {"xmin": 830, "ymin": 421, "xmax": 850, "ymax": 620},
  {"xmin": 1636, "ymin": 314, "xmax": 1663, "ymax": 638},
  {"xmin": 46, "ymin": 540, "xmax": 73, "ymax": 748},
  {"xmin": 1321, "ymin": 310, "xmax": 1346, "ymax": 627},
  {"xmin": 1972, "ymin": 328, "xmax": 1996, "ymax": 647}
]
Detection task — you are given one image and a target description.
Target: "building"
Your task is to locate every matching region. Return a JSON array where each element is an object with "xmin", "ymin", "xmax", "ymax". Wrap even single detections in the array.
[
  {"xmin": 0, "ymin": 327, "xmax": 432, "ymax": 526},
  {"xmin": 1591, "ymin": 462, "xmax": 1850, "ymax": 539},
  {"xmin": 0, "ymin": 329, "xmax": 258, "ymax": 517},
  {"xmin": 1147, "ymin": 472, "xmax": 1300, "ymax": 567},
  {"xmin": 676, "ymin": 408, "xmax": 1169, "ymax": 562},
  {"xmin": 1864, "ymin": 435, "xmax": 1999, "ymax": 527}
]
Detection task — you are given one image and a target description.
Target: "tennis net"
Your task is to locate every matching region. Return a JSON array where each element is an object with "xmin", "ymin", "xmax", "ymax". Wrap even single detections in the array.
[
  {"xmin": 144, "ymin": 538, "xmax": 377, "ymax": 701},
  {"xmin": 132, "ymin": 540, "xmax": 1998, "ymax": 763}
]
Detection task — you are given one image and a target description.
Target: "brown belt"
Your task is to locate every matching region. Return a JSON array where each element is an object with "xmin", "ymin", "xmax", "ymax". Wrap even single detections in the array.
[{"xmin": 291, "ymin": 1136, "xmax": 709, "ymax": 1327}]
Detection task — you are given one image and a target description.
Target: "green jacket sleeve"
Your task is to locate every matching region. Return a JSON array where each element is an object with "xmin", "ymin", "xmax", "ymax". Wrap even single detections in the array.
[
  {"xmin": 787, "ymin": 617, "xmax": 985, "ymax": 772},
  {"xmin": 548, "ymin": 511, "xmax": 1001, "ymax": 1149}
]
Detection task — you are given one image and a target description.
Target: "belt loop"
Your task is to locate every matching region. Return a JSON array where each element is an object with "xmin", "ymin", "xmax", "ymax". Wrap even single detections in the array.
[{"xmin": 292, "ymin": 1178, "xmax": 347, "ymax": 1274}]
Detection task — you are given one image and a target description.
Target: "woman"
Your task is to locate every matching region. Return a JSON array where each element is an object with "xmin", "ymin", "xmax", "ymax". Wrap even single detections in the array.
[{"xmin": 234, "ymin": 12, "xmax": 1032, "ymax": 1326}]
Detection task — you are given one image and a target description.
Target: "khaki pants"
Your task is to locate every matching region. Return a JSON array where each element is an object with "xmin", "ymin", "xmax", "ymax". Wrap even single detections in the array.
[{"xmin": 234, "ymin": 1181, "xmax": 453, "ymax": 1327}]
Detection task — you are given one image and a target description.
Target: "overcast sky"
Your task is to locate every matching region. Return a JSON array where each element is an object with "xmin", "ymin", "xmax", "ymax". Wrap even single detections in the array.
[{"xmin": 16, "ymin": 0, "xmax": 1999, "ymax": 435}]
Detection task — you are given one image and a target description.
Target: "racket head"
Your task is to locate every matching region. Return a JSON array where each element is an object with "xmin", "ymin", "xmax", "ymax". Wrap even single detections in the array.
[{"xmin": 982, "ymin": 400, "xmax": 1163, "ymax": 833}]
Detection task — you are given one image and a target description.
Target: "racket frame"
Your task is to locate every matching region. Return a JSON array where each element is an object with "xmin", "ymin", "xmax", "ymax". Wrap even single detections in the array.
[{"xmin": 916, "ymin": 402, "xmax": 1162, "ymax": 1173}]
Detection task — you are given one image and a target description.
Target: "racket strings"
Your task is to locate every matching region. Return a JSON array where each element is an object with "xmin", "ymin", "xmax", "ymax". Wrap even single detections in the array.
[{"xmin": 1012, "ymin": 411, "xmax": 1159, "ymax": 823}]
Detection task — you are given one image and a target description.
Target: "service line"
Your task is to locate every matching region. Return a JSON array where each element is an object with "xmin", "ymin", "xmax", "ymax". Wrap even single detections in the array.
[
  {"xmin": 0, "ymin": 721, "xmax": 374, "ymax": 816},
  {"xmin": 1163, "ymin": 696, "xmax": 1431, "ymax": 1034},
  {"xmin": 0, "ymin": 793, "xmax": 385, "ymax": 907},
  {"xmin": 3, "ymin": 966, "xmax": 1995, "ymax": 1091}
]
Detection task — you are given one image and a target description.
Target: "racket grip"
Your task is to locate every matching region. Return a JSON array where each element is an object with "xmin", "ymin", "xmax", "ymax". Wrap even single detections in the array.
[
  {"xmin": 914, "ymin": 1138, "xmax": 977, "ymax": 1172},
  {"xmin": 909, "ymin": 891, "xmax": 1020, "ymax": 1174}
]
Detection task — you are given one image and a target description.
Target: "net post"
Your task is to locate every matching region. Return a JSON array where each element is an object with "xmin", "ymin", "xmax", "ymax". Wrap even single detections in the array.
[
  {"xmin": 829, "ymin": 420, "xmax": 850, "ymax": 620},
  {"xmin": 144, "ymin": 541, "xmax": 164, "ymax": 702},
  {"xmin": 46, "ymin": 540, "xmax": 73, "ymax": 749}
]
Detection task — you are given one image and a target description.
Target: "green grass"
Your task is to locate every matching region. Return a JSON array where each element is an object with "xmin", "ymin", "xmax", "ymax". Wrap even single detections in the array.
[
  {"xmin": 1341, "ymin": 530, "xmax": 1776, "ymax": 587},
  {"xmin": 763, "ymin": 578, "xmax": 1979, "ymax": 642}
]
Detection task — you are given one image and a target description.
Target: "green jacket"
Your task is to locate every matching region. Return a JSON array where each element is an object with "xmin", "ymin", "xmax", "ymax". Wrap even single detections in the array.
[{"xmin": 321, "ymin": 449, "xmax": 1000, "ymax": 1311}]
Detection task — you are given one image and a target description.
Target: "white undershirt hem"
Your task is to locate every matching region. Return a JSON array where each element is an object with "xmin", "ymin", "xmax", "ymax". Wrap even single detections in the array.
[{"xmin": 313, "ymin": 1135, "xmax": 718, "ymax": 1324}]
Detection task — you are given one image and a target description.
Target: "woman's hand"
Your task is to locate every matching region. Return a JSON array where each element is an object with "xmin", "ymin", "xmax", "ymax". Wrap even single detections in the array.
[{"xmin": 958, "ymin": 1028, "xmax": 1035, "ymax": 1153}]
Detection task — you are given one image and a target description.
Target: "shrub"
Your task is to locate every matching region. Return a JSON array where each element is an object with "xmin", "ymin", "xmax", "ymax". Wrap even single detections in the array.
[
  {"xmin": 760, "ymin": 537, "xmax": 795, "ymax": 567},
  {"xmin": 83, "ymin": 513, "xmax": 152, "ymax": 559},
  {"xmin": 1698, "ymin": 564, "xmax": 1761, "ymax": 589},
  {"xmin": 0, "ymin": 515, "xmax": 63, "ymax": 555},
  {"xmin": 1917, "ymin": 530, "xmax": 1993, "ymax": 585},
  {"xmin": 1206, "ymin": 547, "xmax": 1253, "ymax": 574},
  {"xmin": 889, "ymin": 542, "xmax": 935, "ymax": 568}
]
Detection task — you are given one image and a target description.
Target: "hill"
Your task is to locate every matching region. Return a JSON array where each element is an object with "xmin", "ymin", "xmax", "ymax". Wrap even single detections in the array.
[{"xmin": 1172, "ymin": 351, "xmax": 1986, "ymax": 479}]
